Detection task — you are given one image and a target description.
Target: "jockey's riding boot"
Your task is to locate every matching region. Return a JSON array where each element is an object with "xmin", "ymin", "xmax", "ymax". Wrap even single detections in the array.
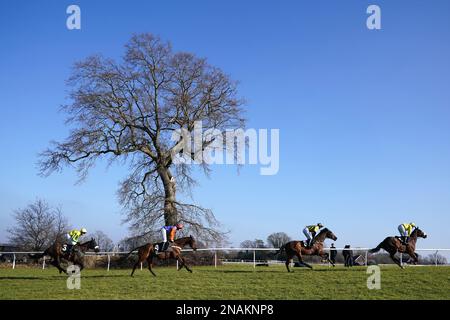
[
  {"xmin": 154, "ymin": 244, "xmax": 159, "ymax": 254},
  {"xmin": 405, "ymin": 237, "xmax": 409, "ymax": 245}
]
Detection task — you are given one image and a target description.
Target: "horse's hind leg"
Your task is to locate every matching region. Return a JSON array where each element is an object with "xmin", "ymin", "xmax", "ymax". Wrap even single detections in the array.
[
  {"xmin": 285, "ymin": 255, "xmax": 293, "ymax": 272},
  {"xmin": 146, "ymin": 256, "xmax": 156, "ymax": 277},
  {"xmin": 130, "ymin": 262, "xmax": 139, "ymax": 277}
]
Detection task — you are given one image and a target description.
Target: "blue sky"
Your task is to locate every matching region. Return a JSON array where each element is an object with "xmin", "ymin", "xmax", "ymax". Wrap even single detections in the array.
[{"xmin": 1, "ymin": 0, "xmax": 450, "ymax": 249}]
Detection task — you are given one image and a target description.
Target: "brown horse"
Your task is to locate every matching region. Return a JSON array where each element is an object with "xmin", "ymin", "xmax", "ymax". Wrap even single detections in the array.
[
  {"xmin": 29, "ymin": 238, "xmax": 99, "ymax": 274},
  {"xmin": 369, "ymin": 227, "xmax": 427, "ymax": 268},
  {"xmin": 279, "ymin": 228, "xmax": 338, "ymax": 272},
  {"xmin": 127, "ymin": 236, "xmax": 197, "ymax": 277}
]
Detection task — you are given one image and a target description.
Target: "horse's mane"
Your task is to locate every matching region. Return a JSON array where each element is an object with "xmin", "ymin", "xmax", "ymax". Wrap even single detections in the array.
[
  {"xmin": 79, "ymin": 238, "xmax": 95, "ymax": 246},
  {"xmin": 175, "ymin": 236, "xmax": 194, "ymax": 242}
]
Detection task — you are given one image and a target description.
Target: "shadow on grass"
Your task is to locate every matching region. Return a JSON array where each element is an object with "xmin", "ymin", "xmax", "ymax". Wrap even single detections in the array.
[
  {"xmin": 0, "ymin": 274, "xmax": 129, "ymax": 281},
  {"xmin": 311, "ymin": 267, "xmax": 366, "ymax": 272},
  {"xmin": 0, "ymin": 276, "xmax": 64, "ymax": 281}
]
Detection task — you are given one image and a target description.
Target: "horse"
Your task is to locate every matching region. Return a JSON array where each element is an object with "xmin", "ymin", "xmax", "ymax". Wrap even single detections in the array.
[
  {"xmin": 369, "ymin": 227, "xmax": 427, "ymax": 268},
  {"xmin": 29, "ymin": 238, "xmax": 99, "ymax": 274},
  {"xmin": 127, "ymin": 235, "xmax": 197, "ymax": 277},
  {"xmin": 278, "ymin": 228, "xmax": 338, "ymax": 272}
]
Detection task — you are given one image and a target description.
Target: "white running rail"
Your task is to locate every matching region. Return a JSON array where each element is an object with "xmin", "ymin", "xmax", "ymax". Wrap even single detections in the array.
[{"xmin": 1, "ymin": 248, "xmax": 449, "ymax": 270}]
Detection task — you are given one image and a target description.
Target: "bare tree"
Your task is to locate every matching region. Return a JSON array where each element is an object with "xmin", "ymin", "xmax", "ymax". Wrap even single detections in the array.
[
  {"xmin": 7, "ymin": 199, "xmax": 70, "ymax": 251},
  {"xmin": 117, "ymin": 234, "xmax": 154, "ymax": 252},
  {"xmin": 267, "ymin": 232, "xmax": 291, "ymax": 248},
  {"xmin": 39, "ymin": 33, "xmax": 245, "ymax": 244},
  {"xmin": 91, "ymin": 230, "xmax": 114, "ymax": 252},
  {"xmin": 240, "ymin": 239, "xmax": 266, "ymax": 248}
]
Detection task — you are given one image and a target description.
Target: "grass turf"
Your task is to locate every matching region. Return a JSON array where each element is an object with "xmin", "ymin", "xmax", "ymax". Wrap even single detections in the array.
[{"xmin": 0, "ymin": 264, "xmax": 449, "ymax": 300}]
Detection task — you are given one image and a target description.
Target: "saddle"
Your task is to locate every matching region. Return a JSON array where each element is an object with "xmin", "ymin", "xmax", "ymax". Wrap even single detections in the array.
[
  {"xmin": 394, "ymin": 236, "xmax": 409, "ymax": 245},
  {"xmin": 62, "ymin": 244, "xmax": 80, "ymax": 259},
  {"xmin": 155, "ymin": 242, "xmax": 172, "ymax": 252}
]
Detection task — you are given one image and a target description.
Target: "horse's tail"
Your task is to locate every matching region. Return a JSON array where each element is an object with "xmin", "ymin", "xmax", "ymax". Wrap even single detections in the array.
[
  {"xmin": 276, "ymin": 244, "xmax": 285, "ymax": 256},
  {"xmin": 369, "ymin": 243, "xmax": 382, "ymax": 253},
  {"xmin": 122, "ymin": 245, "xmax": 142, "ymax": 260}
]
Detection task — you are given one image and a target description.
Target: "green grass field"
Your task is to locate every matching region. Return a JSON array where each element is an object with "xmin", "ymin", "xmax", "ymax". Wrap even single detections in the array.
[{"xmin": 1, "ymin": 265, "xmax": 449, "ymax": 300}]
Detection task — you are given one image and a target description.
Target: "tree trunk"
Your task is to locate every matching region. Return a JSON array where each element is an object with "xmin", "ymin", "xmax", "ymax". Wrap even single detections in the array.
[{"xmin": 157, "ymin": 166, "xmax": 178, "ymax": 225}]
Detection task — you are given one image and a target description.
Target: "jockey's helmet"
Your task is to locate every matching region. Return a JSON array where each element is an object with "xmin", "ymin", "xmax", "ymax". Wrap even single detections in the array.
[
  {"xmin": 317, "ymin": 223, "xmax": 323, "ymax": 228},
  {"xmin": 410, "ymin": 223, "xmax": 416, "ymax": 227},
  {"xmin": 176, "ymin": 223, "xmax": 183, "ymax": 229},
  {"xmin": 80, "ymin": 228, "xmax": 87, "ymax": 234}
]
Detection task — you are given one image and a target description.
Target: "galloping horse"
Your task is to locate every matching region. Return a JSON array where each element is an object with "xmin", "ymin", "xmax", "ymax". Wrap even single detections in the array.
[
  {"xmin": 127, "ymin": 236, "xmax": 197, "ymax": 277},
  {"xmin": 278, "ymin": 228, "xmax": 338, "ymax": 272},
  {"xmin": 369, "ymin": 227, "xmax": 427, "ymax": 268},
  {"xmin": 29, "ymin": 238, "xmax": 99, "ymax": 274}
]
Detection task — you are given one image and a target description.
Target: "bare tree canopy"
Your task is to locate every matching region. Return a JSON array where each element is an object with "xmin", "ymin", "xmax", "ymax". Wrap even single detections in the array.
[
  {"xmin": 267, "ymin": 232, "xmax": 291, "ymax": 248},
  {"xmin": 240, "ymin": 239, "xmax": 266, "ymax": 248},
  {"xmin": 91, "ymin": 230, "xmax": 114, "ymax": 252},
  {"xmin": 7, "ymin": 199, "xmax": 70, "ymax": 251},
  {"xmin": 39, "ymin": 33, "xmax": 245, "ymax": 244}
]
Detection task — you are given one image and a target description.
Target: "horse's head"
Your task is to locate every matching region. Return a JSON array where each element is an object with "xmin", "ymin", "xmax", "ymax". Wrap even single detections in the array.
[
  {"xmin": 189, "ymin": 235, "xmax": 198, "ymax": 251},
  {"xmin": 323, "ymin": 228, "xmax": 338, "ymax": 241},
  {"xmin": 414, "ymin": 227, "xmax": 427, "ymax": 239},
  {"xmin": 89, "ymin": 238, "xmax": 100, "ymax": 252}
]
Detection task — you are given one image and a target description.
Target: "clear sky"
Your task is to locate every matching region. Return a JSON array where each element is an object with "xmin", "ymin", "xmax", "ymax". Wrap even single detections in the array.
[{"xmin": 1, "ymin": 0, "xmax": 450, "ymax": 249}]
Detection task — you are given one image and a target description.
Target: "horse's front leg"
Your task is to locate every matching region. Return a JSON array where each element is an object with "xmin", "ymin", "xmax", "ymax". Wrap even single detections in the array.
[
  {"xmin": 296, "ymin": 252, "xmax": 313, "ymax": 269},
  {"xmin": 410, "ymin": 251, "xmax": 419, "ymax": 265},
  {"xmin": 53, "ymin": 256, "xmax": 67, "ymax": 275},
  {"xmin": 177, "ymin": 255, "xmax": 192, "ymax": 273},
  {"xmin": 321, "ymin": 252, "xmax": 335, "ymax": 267},
  {"xmin": 390, "ymin": 252, "xmax": 404, "ymax": 269}
]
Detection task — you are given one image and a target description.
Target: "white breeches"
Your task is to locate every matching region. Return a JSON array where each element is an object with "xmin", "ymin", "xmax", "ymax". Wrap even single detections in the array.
[
  {"xmin": 66, "ymin": 234, "xmax": 77, "ymax": 245},
  {"xmin": 303, "ymin": 228, "xmax": 312, "ymax": 240},
  {"xmin": 161, "ymin": 228, "xmax": 168, "ymax": 242},
  {"xmin": 398, "ymin": 225, "xmax": 407, "ymax": 237}
]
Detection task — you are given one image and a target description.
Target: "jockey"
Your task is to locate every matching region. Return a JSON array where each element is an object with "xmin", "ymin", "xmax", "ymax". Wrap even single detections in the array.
[
  {"xmin": 65, "ymin": 228, "xmax": 87, "ymax": 253},
  {"xmin": 155, "ymin": 223, "xmax": 183, "ymax": 254},
  {"xmin": 398, "ymin": 222, "xmax": 416, "ymax": 245},
  {"xmin": 303, "ymin": 223, "xmax": 324, "ymax": 247}
]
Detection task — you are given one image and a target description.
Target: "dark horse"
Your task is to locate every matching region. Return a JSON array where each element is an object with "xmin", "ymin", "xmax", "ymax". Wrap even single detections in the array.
[
  {"xmin": 369, "ymin": 227, "xmax": 427, "ymax": 268},
  {"xmin": 127, "ymin": 236, "xmax": 197, "ymax": 277},
  {"xmin": 278, "ymin": 228, "xmax": 338, "ymax": 272},
  {"xmin": 29, "ymin": 238, "xmax": 99, "ymax": 274}
]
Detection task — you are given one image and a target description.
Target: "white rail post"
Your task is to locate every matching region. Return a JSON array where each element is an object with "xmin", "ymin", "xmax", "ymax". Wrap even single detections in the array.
[
  {"xmin": 214, "ymin": 251, "xmax": 217, "ymax": 269},
  {"xmin": 400, "ymin": 253, "xmax": 403, "ymax": 267},
  {"xmin": 12, "ymin": 253, "xmax": 16, "ymax": 269},
  {"xmin": 365, "ymin": 250, "xmax": 368, "ymax": 266},
  {"xmin": 140, "ymin": 262, "xmax": 143, "ymax": 270},
  {"xmin": 253, "ymin": 250, "xmax": 256, "ymax": 269},
  {"xmin": 435, "ymin": 250, "xmax": 438, "ymax": 266},
  {"xmin": 42, "ymin": 256, "xmax": 46, "ymax": 269},
  {"xmin": 176, "ymin": 260, "xmax": 179, "ymax": 269},
  {"xmin": 107, "ymin": 254, "xmax": 110, "ymax": 271}
]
